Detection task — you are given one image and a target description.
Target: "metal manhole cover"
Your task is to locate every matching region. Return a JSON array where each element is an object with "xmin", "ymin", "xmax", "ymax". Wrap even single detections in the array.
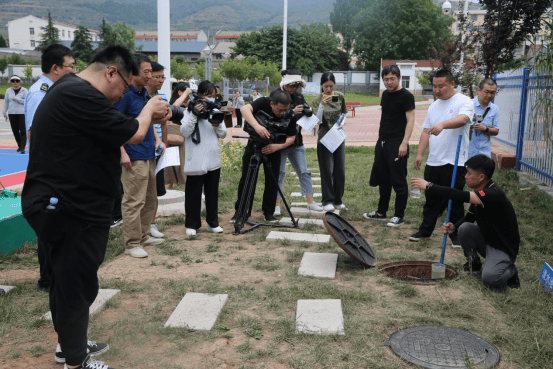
[{"xmin": 385, "ymin": 326, "xmax": 500, "ymax": 369}]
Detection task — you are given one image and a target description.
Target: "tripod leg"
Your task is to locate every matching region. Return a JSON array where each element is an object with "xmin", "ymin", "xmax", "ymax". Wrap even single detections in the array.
[
  {"xmin": 234, "ymin": 155, "xmax": 261, "ymax": 234},
  {"xmin": 261, "ymin": 155, "xmax": 299, "ymax": 228}
]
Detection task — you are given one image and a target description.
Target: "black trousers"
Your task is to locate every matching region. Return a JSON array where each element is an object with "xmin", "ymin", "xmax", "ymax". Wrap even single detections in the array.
[
  {"xmin": 419, "ymin": 164, "xmax": 467, "ymax": 236},
  {"xmin": 27, "ymin": 211, "xmax": 109, "ymax": 366},
  {"xmin": 111, "ymin": 181, "xmax": 123, "ymax": 222},
  {"xmin": 8, "ymin": 114, "xmax": 26, "ymax": 150},
  {"xmin": 370, "ymin": 139, "xmax": 409, "ymax": 218},
  {"xmin": 37, "ymin": 238, "xmax": 52, "ymax": 289},
  {"xmin": 317, "ymin": 141, "xmax": 346, "ymax": 206},
  {"xmin": 235, "ymin": 109, "xmax": 243, "ymax": 127},
  {"xmin": 185, "ymin": 168, "xmax": 220, "ymax": 229},
  {"xmin": 234, "ymin": 141, "xmax": 280, "ymax": 217}
]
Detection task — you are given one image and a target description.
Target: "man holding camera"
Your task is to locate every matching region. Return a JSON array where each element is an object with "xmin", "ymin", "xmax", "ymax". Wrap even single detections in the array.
[
  {"xmin": 469, "ymin": 79, "xmax": 499, "ymax": 158},
  {"xmin": 231, "ymin": 90, "xmax": 296, "ymax": 222}
]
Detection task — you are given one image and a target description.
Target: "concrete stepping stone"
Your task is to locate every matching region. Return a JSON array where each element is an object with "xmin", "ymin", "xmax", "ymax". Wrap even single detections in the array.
[
  {"xmin": 164, "ymin": 293, "xmax": 228, "ymax": 331},
  {"xmin": 289, "ymin": 207, "xmax": 339, "ymax": 216},
  {"xmin": 295, "ymin": 184, "xmax": 321, "ymax": 188},
  {"xmin": 312, "ymin": 177, "xmax": 321, "ymax": 181},
  {"xmin": 266, "ymin": 231, "xmax": 330, "ymax": 243},
  {"xmin": 291, "ymin": 192, "xmax": 321, "ymax": 197},
  {"xmin": 298, "ymin": 252, "xmax": 338, "ymax": 278},
  {"xmin": 44, "ymin": 289, "xmax": 119, "ymax": 320},
  {"xmin": 0, "ymin": 285, "xmax": 15, "ymax": 294},
  {"xmin": 158, "ymin": 189, "xmax": 185, "ymax": 205},
  {"xmin": 279, "ymin": 218, "xmax": 325, "ymax": 228},
  {"xmin": 296, "ymin": 299, "xmax": 344, "ymax": 335}
]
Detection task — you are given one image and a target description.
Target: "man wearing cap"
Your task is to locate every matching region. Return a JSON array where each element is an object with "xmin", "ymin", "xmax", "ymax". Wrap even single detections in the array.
[
  {"xmin": 3, "ymin": 75, "xmax": 28, "ymax": 153},
  {"xmin": 25, "ymin": 44, "xmax": 75, "ymax": 145},
  {"xmin": 232, "ymin": 91, "xmax": 245, "ymax": 127},
  {"xmin": 270, "ymin": 69, "xmax": 322, "ymax": 215}
]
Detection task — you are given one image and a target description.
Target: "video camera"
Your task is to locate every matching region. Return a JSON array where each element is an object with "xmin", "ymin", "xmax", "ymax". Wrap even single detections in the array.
[
  {"xmin": 188, "ymin": 93, "xmax": 228, "ymax": 125},
  {"xmin": 244, "ymin": 110, "xmax": 290, "ymax": 147}
]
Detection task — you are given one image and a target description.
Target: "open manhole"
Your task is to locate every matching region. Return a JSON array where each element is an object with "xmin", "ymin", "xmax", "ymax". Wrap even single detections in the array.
[
  {"xmin": 385, "ymin": 326, "xmax": 501, "ymax": 368},
  {"xmin": 379, "ymin": 261, "xmax": 459, "ymax": 285}
]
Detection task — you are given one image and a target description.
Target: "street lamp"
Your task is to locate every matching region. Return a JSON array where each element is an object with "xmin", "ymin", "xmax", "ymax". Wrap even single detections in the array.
[
  {"xmin": 443, "ymin": 0, "xmax": 468, "ymax": 92},
  {"xmin": 204, "ymin": 44, "xmax": 213, "ymax": 81},
  {"xmin": 343, "ymin": 73, "xmax": 346, "ymax": 95}
]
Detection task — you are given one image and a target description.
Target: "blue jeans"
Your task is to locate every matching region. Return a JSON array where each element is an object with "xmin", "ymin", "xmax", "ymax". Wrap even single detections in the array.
[
  {"xmin": 317, "ymin": 141, "xmax": 346, "ymax": 206},
  {"xmin": 277, "ymin": 145, "xmax": 314, "ymax": 198}
]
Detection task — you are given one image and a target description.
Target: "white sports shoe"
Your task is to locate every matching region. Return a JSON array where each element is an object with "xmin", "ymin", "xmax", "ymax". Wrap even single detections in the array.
[
  {"xmin": 142, "ymin": 236, "xmax": 163, "ymax": 245},
  {"xmin": 207, "ymin": 226, "xmax": 223, "ymax": 233},
  {"xmin": 186, "ymin": 228, "xmax": 196, "ymax": 236},
  {"xmin": 125, "ymin": 246, "xmax": 148, "ymax": 258},
  {"xmin": 335, "ymin": 203, "xmax": 348, "ymax": 210},
  {"xmin": 149, "ymin": 224, "xmax": 164, "ymax": 238},
  {"xmin": 307, "ymin": 202, "xmax": 323, "ymax": 211},
  {"xmin": 274, "ymin": 205, "xmax": 281, "ymax": 216},
  {"xmin": 322, "ymin": 204, "xmax": 335, "ymax": 212}
]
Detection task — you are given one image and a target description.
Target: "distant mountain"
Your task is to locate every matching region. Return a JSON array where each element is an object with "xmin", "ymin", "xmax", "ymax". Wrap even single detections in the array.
[{"xmin": 0, "ymin": 0, "xmax": 335, "ymax": 36}]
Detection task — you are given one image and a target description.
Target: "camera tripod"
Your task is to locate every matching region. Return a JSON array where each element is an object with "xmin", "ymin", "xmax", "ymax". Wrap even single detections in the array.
[{"xmin": 233, "ymin": 138, "xmax": 299, "ymax": 235}]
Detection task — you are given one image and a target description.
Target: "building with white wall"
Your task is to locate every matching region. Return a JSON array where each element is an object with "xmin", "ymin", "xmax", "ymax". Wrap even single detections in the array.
[{"xmin": 7, "ymin": 15, "xmax": 99, "ymax": 50}]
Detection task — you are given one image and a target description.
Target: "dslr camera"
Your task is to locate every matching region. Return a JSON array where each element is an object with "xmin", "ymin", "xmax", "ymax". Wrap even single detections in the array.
[
  {"xmin": 288, "ymin": 103, "xmax": 313, "ymax": 120},
  {"xmin": 188, "ymin": 93, "xmax": 228, "ymax": 125},
  {"xmin": 244, "ymin": 110, "xmax": 290, "ymax": 147},
  {"xmin": 144, "ymin": 95, "xmax": 185, "ymax": 125}
]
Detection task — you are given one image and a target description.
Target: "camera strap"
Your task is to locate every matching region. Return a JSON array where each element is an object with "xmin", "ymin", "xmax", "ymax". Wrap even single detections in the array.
[{"xmin": 191, "ymin": 123, "xmax": 201, "ymax": 144}]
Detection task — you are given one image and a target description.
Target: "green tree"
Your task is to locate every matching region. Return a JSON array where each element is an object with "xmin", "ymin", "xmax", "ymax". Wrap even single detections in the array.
[
  {"xmin": 98, "ymin": 18, "xmax": 115, "ymax": 48},
  {"xmin": 330, "ymin": 0, "xmax": 369, "ymax": 67},
  {"xmin": 112, "ymin": 22, "xmax": 136, "ymax": 52},
  {"xmin": 195, "ymin": 60, "xmax": 206, "ymax": 80},
  {"xmin": 0, "ymin": 57, "xmax": 8, "ymax": 77},
  {"xmin": 170, "ymin": 57, "xmax": 193, "ymax": 80},
  {"xmin": 211, "ymin": 69, "xmax": 223, "ymax": 84},
  {"xmin": 72, "ymin": 26, "xmax": 95, "ymax": 63},
  {"xmin": 23, "ymin": 65, "xmax": 33, "ymax": 80},
  {"xmin": 218, "ymin": 58, "xmax": 248, "ymax": 82},
  {"xmin": 37, "ymin": 11, "xmax": 60, "ymax": 51},
  {"xmin": 353, "ymin": 0, "xmax": 453, "ymax": 70},
  {"xmin": 8, "ymin": 54, "xmax": 25, "ymax": 65},
  {"xmin": 75, "ymin": 59, "xmax": 88, "ymax": 73},
  {"xmin": 0, "ymin": 35, "xmax": 7, "ymax": 48}
]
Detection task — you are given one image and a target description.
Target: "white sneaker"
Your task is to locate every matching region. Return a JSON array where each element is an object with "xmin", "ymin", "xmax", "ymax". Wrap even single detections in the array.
[
  {"xmin": 335, "ymin": 203, "xmax": 348, "ymax": 210},
  {"xmin": 322, "ymin": 204, "xmax": 335, "ymax": 212},
  {"xmin": 142, "ymin": 236, "xmax": 163, "ymax": 244},
  {"xmin": 186, "ymin": 228, "xmax": 196, "ymax": 236},
  {"xmin": 307, "ymin": 202, "xmax": 323, "ymax": 211},
  {"xmin": 150, "ymin": 224, "xmax": 164, "ymax": 238},
  {"xmin": 274, "ymin": 205, "xmax": 281, "ymax": 216},
  {"xmin": 125, "ymin": 246, "xmax": 148, "ymax": 258},
  {"xmin": 207, "ymin": 226, "xmax": 223, "ymax": 233}
]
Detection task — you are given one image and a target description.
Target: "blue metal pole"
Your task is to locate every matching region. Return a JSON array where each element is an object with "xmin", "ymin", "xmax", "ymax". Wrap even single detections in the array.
[
  {"xmin": 515, "ymin": 67, "xmax": 530, "ymax": 171},
  {"xmin": 440, "ymin": 134, "xmax": 463, "ymax": 265}
]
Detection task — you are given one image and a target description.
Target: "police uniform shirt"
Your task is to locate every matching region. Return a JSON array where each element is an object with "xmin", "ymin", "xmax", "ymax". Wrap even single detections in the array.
[{"xmin": 25, "ymin": 75, "xmax": 54, "ymax": 132}]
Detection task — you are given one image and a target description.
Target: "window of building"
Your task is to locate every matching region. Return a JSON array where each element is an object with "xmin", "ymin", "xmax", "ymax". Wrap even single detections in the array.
[
  {"xmin": 62, "ymin": 30, "xmax": 65, "ymax": 37},
  {"xmin": 191, "ymin": 58, "xmax": 198, "ymax": 61},
  {"xmin": 31, "ymin": 40, "xmax": 35, "ymax": 47},
  {"xmin": 30, "ymin": 28, "xmax": 34, "ymax": 35},
  {"xmin": 68, "ymin": 31, "xmax": 71, "ymax": 38},
  {"xmin": 402, "ymin": 76, "xmax": 410, "ymax": 89},
  {"xmin": 470, "ymin": 15, "xmax": 478, "ymax": 21}
]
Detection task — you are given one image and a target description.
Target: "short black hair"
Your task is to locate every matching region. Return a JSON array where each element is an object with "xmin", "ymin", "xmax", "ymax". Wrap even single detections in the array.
[
  {"xmin": 465, "ymin": 154, "xmax": 495, "ymax": 180},
  {"xmin": 150, "ymin": 61, "xmax": 164, "ymax": 72},
  {"xmin": 271, "ymin": 89, "xmax": 291, "ymax": 106},
  {"xmin": 197, "ymin": 80, "xmax": 216, "ymax": 97},
  {"xmin": 132, "ymin": 53, "xmax": 151, "ymax": 75},
  {"xmin": 433, "ymin": 69, "xmax": 455, "ymax": 83},
  {"xmin": 478, "ymin": 78, "xmax": 497, "ymax": 90},
  {"xmin": 41, "ymin": 44, "xmax": 74, "ymax": 74},
  {"xmin": 281, "ymin": 69, "xmax": 301, "ymax": 76},
  {"xmin": 381, "ymin": 65, "xmax": 401, "ymax": 78},
  {"xmin": 90, "ymin": 45, "xmax": 138, "ymax": 75}
]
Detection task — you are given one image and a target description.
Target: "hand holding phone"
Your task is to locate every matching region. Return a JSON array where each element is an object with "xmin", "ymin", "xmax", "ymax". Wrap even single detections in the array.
[{"xmin": 332, "ymin": 96, "xmax": 339, "ymax": 102}]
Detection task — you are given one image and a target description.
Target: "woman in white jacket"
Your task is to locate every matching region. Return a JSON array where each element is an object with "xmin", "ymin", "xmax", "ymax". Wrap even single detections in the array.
[
  {"xmin": 181, "ymin": 81, "xmax": 227, "ymax": 236},
  {"xmin": 2, "ymin": 75, "xmax": 28, "ymax": 153}
]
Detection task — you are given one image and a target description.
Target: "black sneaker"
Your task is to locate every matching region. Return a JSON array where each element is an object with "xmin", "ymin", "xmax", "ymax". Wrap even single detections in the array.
[
  {"xmin": 110, "ymin": 218, "xmax": 123, "ymax": 228},
  {"xmin": 56, "ymin": 341, "xmax": 109, "ymax": 363},
  {"xmin": 363, "ymin": 211, "xmax": 386, "ymax": 220},
  {"xmin": 36, "ymin": 283, "xmax": 49, "ymax": 292},
  {"xmin": 229, "ymin": 215, "xmax": 236, "ymax": 224},
  {"xmin": 264, "ymin": 214, "xmax": 279, "ymax": 222},
  {"xmin": 450, "ymin": 234, "xmax": 462, "ymax": 248},
  {"xmin": 64, "ymin": 355, "xmax": 115, "ymax": 369},
  {"xmin": 507, "ymin": 269, "xmax": 520, "ymax": 289},
  {"xmin": 409, "ymin": 231, "xmax": 430, "ymax": 242},
  {"xmin": 462, "ymin": 258, "xmax": 482, "ymax": 274},
  {"xmin": 387, "ymin": 217, "xmax": 404, "ymax": 227}
]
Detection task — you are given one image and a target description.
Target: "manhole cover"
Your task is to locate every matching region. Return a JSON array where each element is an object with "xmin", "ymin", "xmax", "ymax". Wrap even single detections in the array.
[
  {"xmin": 323, "ymin": 212, "xmax": 376, "ymax": 267},
  {"xmin": 385, "ymin": 326, "xmax": 500, "ymax": 368},
  {"xmin": 379, "ymin": 261, "xmax": 459, "ymax": 285}
]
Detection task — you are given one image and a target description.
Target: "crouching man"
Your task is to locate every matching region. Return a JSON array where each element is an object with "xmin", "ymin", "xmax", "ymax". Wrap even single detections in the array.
[{"xmin": 411, "ymin": 154, "xmax": 520, "ymax": 289}]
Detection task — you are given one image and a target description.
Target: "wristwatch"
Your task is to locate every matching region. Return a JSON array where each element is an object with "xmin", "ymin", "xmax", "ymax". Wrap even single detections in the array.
[{"xmin": 426, "ymin": 182, "xmax": 433, "ymax": 190}]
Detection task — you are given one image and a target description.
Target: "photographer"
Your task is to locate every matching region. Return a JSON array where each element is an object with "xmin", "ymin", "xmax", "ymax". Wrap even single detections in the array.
[
  {"xmin": 180, "ymin": 81, "xmax": 227, "ymax": 236},
  {"xmin": 271, "ymin": 70, "xmax": 322, "ymax": 215},
  {"xmin": 231, "ymin": 90, "xmax": 296, "ymax": 222}
]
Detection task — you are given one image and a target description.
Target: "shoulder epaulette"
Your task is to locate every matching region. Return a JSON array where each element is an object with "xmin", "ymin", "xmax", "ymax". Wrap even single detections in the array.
[{"xmin": 40, "ymin": 83, "xmax": 49, "ymax": 92}]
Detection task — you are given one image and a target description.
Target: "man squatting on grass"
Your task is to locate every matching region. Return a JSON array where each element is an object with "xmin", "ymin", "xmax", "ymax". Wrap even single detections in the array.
[
  {"xmin": 411, "ymin": 154, "xmax": 521, "ymax": 289},
  {"xmin": 22, "ymin": 46, "xmax": 171, "ymax": 369}
]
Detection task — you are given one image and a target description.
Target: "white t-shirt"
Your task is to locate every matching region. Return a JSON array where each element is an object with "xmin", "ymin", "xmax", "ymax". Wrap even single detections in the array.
[{"xmin": 422, "ymin": 93, "xmax": 474, "ymax": 166}]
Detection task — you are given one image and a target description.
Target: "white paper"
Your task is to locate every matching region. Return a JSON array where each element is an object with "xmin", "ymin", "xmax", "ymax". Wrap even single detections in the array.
[
  {"xmin": 320, "ymin": 124, "xmax": 347, "ymax": 153},
  {"xmin": 297, "ymin": 114, "xmax": 320, "ymax": 133},
  {"xmin": 155, "ymin": 147, "xmax": 180, "ymax": 174}
]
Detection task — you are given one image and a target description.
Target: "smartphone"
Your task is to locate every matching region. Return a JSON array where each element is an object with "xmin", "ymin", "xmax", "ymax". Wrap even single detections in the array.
[{"xmin": 332, "ymin": 95, "xmax": 339, "ymax": 102}]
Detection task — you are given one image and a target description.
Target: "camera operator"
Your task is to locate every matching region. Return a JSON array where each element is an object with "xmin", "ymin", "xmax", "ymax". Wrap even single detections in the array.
[
  {"xmin": 231, "ymin": 90, "xmax": 296, "ymax": 222},
  {"xmin": 270, "ymin": 70, "xmax": 322, "ymax": 215},
  {"xmin": 180, "ymin": 81, "xmax": 227, "ymax": 236}
]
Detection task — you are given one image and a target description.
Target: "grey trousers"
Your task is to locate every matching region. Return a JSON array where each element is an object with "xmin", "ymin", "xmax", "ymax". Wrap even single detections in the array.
[{"xmin": 458, "ymin": 222, "xmax": 517, "ymax": 287}]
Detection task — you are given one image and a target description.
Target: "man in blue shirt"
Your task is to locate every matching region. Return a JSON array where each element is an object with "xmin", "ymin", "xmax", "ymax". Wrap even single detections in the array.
[
  {"xmin": 468, "ymin": 79, "xmax": 500, "ymax": 158},
  {"xmin": 115, "ymin": 53, "xmax": 165, "ymax": 258},
  {"xmin": 25, "ymin": 44, "xmax": 75, "ymax": 145}
]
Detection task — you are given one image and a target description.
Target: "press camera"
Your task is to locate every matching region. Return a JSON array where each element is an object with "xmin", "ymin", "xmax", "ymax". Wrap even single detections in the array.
[{"xmin": 244, "ymin": 110, "xmax": 291, "ymax": 147}]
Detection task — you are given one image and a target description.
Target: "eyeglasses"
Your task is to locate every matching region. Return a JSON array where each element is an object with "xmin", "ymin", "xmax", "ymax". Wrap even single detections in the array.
[
  {"xmin": 62, "ymin": 64, "xmax": 77, "ymax": 71},
  {"xmin": 10, "ymin": 79, "xmax": 20, "ymax": 83},
  {"xmin": 288, "ymin": 83, "xmax": 301, "ymax": 88},
  {"xmin": 117, "ymin": 71, "xmax": 131, "ymax": 93},
  {"xmin": 383, "ymin": 77, "xmax": 398, "ymax": 83},
  {"xmin": 482, "ymin": 90, "xmax": 498, "ymax": 96},
  {"xmin": 152, "ymin": 76, "xmax": 166, "ymax": 80}
]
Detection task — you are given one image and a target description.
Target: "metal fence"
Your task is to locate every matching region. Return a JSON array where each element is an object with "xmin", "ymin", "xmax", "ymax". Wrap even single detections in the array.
[{"xmin": 494, "ymin": 67, "xmax": 553, "ymax": 186}]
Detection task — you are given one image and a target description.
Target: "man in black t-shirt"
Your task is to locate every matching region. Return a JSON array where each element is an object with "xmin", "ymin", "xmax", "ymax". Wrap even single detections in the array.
[
  {"xmin": 232, "ymin": 90, "xmax": 296, "ymax": 222},
  {"xmin": 365, "ymin": 65, "xmax": 415, "ymax": 227},
  {"xmin": 411, "ymin": 154, "xmax": 521, "ymax": 289},
  {"xmin": 22, "ymin": 46, "xmax": 171, "ymax": 369}
]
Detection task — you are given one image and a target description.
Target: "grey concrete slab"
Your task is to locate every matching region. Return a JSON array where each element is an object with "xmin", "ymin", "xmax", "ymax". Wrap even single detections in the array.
[
  {"xmin": 295, "ymin": 184, "xmax": 321, "ymax": 188},
  {"xmin": 44, "ymin": 289, "xmax": 120, "ymax": 320},
  {"xmin": 164, "ymin": 293, "xmax": 228, "ymax": 330},
  {"xmin": 298, "ymin": 252, "xmax": 338, "ymax": 278},
  {"xmin": 296, "ymin": 299, "xmax": 344, "ymax": 335},
  {"xmin": 0, "ymin": 285, "xmax": 15, "ymax": 294},
  {"xmin": 157, "ymin": 202, "xmax": 185, "ymax": 217},
  {"xmin": 312, "ymin": 177, "xmax": 321, "ymax": 181},
  {"xmin": 279, "ymin": 218, "xmax": 325, "ymax": 228},
  {"xmin": 291, "ymin": 192, "xmax": 321, "ymax": 197},
  {"xmin": 266, "ymin": 231, "xmax": 330, "ymax": 243},
  {"xmin": 289, "ymin": 207, "xmax": 339, "ymax": 216},
  {"xmin": 158, "ymin": 190, "xmax": 185, "ymax": 205}
]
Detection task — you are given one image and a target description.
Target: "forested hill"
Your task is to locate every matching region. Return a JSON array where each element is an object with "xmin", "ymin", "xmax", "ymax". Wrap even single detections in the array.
[{"xmin": 0, "ymin": 0, "xmax": 334, "ymax": 34}]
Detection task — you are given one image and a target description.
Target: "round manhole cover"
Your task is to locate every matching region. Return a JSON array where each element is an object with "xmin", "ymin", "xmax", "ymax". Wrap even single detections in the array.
[{"xmin": 385, "ymin": 326, "xmax": 500, "ymax": 368}]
